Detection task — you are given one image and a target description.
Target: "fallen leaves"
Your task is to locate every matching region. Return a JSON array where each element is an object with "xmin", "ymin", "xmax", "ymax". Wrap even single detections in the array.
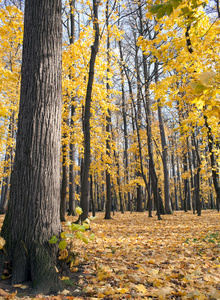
[
  {"xmin": 0, "ymin": 288, "xmax": 8, "ymax": 297},
  {"xmin": 66, "ymin": 210, "xmax": 220, "ymax": 299},
  {"xmin": 0, "ymin": 210, "xmax": 219, "ymax": 299}
]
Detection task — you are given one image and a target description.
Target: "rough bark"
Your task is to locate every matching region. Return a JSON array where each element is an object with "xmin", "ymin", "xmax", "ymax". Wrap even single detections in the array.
[
  {"xmin": 157, "ymin": 101, "xmax": 172, "ymax": 214},
  {"xmin": 171, "ymin": 133, "xmax": 179, "ymax": 210},
  {"xmin": 68, "ymin": 0, "xmax": 77, "ymax": 216},
  {"xmin": 118, "ymin": 39, "xmax": 131, "ymax": 211},
  {"xmin": 60, "ymin": 139, "xmax": 68, "ymax": 222},
  {"xmin": 176, "ymin": 152, "xmax": 183, "ymax": 211},
  {"xmin": 192, "ymin": 131, "xmax": 201, "ymax": 216},
  {"xmin": 155, "ymin": 61, "xmax": 172, "ymax": 214},
  {"xmin": 138, "ymin": 4, "xmax": 162, "ymax": 219},
  {"xmin": 183, "ymin": 152, "xmax": 188, "ymax": 212},
  {"xmin": 0, "ymin": 156, "xmax": 10, "ymax": 214},
  {"xmin": 90, "ymin": 174, "xmax": 95, "ymax": 217},
  {"xmin": 0, "ymin": 0, "xmax": 62, "ymax": 293},
  {"xmin": 114, "ymin": 151, "xmax": 124, "ymax": 213},
  {"xmin": 104, "ymin": 0, "xmax": 112, "ymax": 220},
  {"xmin": 69, "ymin": 134, "xmax": 76, "ymax": 216},
  {"xmin": 0, "ymin": 116, "xmax": 15, "ymax": 214},
  {"xmin": 204, "ymin": 114, "xmax": 220, "ymax": 208}
]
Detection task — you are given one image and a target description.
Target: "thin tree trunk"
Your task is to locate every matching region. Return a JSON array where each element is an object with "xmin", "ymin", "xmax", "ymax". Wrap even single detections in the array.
[
  {"xmin": 90, "ymin": 174, "xmax": 95, "ymax": 217},
  {"xmin": 138, "ymin": 3, "xmax": 162, "ymax": 219},
  {"xmin": 171, "ymin": 133, "xmax": 179, "ymax": 210},
  {"xmin": 104, "ymin": 0, "xmax": 112, "ymax": 219},
  {"xmin": 187, "ymin": 138, "xmax": 193, "ymax": 210},
  {"xmin": 60, "ymin": 135, "xmax": 68, "ymax": 222},
  {"xmin": 183, "ymin": 152, "xmax": 188, "ymax": 212},
  {"xmin": 80, "ymin": 0, "xmax": 99, "ymax": 222},
  {"xmin": 204, "ymin": 114, "xmax": 220, "ymax": 208},
  {"xmin": 118, "ymin": 39, "xmax": 131, "ymax": 212},
  {"xmin": 0, "ymin": 151, "xmax": 10, "ymax": 214},
  {"xmin": 155, "ymin": 61, "xmax": 172, "ymax": 214},
  {"xmin": 68, "ymin": 0, "xmax": 77, "ymax": 216},
  {"xmin": 192, "ymin": 131, "xmax": 201, "ymax": 216}
]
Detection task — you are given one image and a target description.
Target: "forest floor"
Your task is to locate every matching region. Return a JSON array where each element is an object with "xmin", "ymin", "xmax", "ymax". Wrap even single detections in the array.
[{"xmin": 0, "ymin": 210, "xmax": 219, "ymax": 299}]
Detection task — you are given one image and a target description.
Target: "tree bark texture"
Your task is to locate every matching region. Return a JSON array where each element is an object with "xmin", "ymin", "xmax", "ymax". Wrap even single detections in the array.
[
  {"xmin": 204, "ymin": 114, "xmax": 220, "ymax": 208},
  {"xmin": 137, "ymin": 4, "xmax": 162, "ymax": 219},
  {"xmin": 104, "ymin": 0, "xmax": 112, "ymax": 219},
  {"xmin": 80, "ymin": 0, "xmax": 99, "ymax": 222},
  {"xmin": 118, "ymin": 39, "xmax": 131, "ymax": 211},
  {"xmin": 0, "ymin": 0, "xmax": 62, "ymax": 293},
  {"xmin": 155, "ymin": 60, "xmax": 172, "ymax": 214},
  {"xmin": 68, "ymin": 0, "xmax": 77, "ymax": 216},
  {"xmin": 60, "ymin": 140, "xmax": 68, "ymax": 222}
]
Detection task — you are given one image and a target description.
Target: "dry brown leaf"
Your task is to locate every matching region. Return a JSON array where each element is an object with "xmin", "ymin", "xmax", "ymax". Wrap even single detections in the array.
[{"xmin": 0, "ymin": 288, "xmax": 8, "ymax": 297}]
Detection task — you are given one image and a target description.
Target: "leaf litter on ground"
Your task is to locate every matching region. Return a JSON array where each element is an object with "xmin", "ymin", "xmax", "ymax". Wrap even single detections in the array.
[{"xmin": 0, "ymin": 210, "xmax": 220, "ymax": 299}]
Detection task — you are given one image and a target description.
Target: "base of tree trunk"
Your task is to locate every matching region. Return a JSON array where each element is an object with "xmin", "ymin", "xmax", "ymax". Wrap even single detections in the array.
[{"xmin": 0, "ymin": 242, "xmax": 63, "ymax": 294}]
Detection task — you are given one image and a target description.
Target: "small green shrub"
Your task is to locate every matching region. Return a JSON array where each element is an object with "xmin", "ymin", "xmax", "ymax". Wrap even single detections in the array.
[{"xmin": 49, "ymin": 206, "xmax": 96, "ymax": 261}]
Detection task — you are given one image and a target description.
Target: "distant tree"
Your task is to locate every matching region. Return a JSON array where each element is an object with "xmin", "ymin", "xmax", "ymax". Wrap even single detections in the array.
[
  {"xmin": 80, "ymin": 0, "xmax": 99, "ymax": 222},
  {"xmin": 0, "ymin": 0, "xmax": 62, "ymax": 293}
]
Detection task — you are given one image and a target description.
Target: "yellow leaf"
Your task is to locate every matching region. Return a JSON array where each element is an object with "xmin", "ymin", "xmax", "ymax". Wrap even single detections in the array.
[
  {"xmin": 135, "ymin": 284, "xmax": 147, "ymax": 294},
  {"xmin": 0, "ymin": 237, "xmax": 5, "ymax": 250},
  {"xmin": 75, "ymin": 206, "xmax": 83, "ymax": 215},
  {"xmin": 104, "ymin": 287, "xmax": 115, "ymax": 295},
  {"xmin": 116, "ymin": 288, "xmax": 129, "ymax": 294},
  {"xmin": 58, "ymin": 249, "xmax": 68, "ymax": 260}
]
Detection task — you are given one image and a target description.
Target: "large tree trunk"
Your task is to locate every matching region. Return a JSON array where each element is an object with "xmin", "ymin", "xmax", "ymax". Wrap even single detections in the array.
[{"xmin": 0, "ymin": 0, "xmax": 62, "ymax": 293}]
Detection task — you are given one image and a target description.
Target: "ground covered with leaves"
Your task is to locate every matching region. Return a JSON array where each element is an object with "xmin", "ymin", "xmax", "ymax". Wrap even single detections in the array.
[{"xmin": 0, "ymin": 210, "xmax": 220, "ymax": 299}]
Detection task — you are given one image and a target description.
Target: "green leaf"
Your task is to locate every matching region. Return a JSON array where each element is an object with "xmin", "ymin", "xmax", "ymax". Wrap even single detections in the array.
[
  {"xmin": 171, "ymin": 0, "xmax": 182, "ymax": 9},
  {"xmin": 150, "ymin": 4, "xmax": 163, "ymax": 14},
  {"xmin": 78, "ymin": 225, "xmax": 86, "ymax": 232},
  {"xmin": 49, "ymin": 236, "xmax": 58, "ymax": 244},
  {"xmin": 89, "ymin": 216, "xmax": 97, "ymax": 221},
  {"xmin": 75, "ymin": 231, "xmax": 83, "ymax": 240},
  {"xmin": 59, "ymin": 240, "xmax": 67, "ymax": 250},
  {"xmin": 82, "ymin": 222, "xmax": 90, "ymax": 230},
  {"xmin": 180, "ymin": 6, "xmax": 190, "ymax": 16},
  {"xmin": 62, "ymin": 279, "xmax": 75, "ymax": 286},
  {"xmin": 61, "ymin": 232, "xmax": 67, "ymax": 239},
  {"xmin": 65, "ymin": 233, "xmax": 74, "ymax": 238},
  {"xmin": 82, "ymin": 237, "xmax": 89, "ymax": 244},
  {"xmin": 194, "ymin": 81, "xmax": 206, "ymax": 94},
  {"xmin": 71, "ymin": 223, "xmax": 80, "ymax": 231},
  {"xmin": 166, "ymin": 4, "xmax": 174, "ymax": 16},
  {"xmin": 157, "ymin": 7, "xmax": 167, "ymax": 19},
  {"xmin": 75, "ymin": 206, "xmax": 83, "ymax": 215},
  {"xmin": 89, "ymin": 233, "xmax": 95, "ymax": 241}
]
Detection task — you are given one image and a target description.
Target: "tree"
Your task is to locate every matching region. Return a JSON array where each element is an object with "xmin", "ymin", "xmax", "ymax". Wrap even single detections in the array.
[
  {"xmin": 0, "ymin": 5, "xmax": 22, "ymax": 214},
  {"xmin": 0, "ymin": 0, "xmax": 62, "ymax": 293},
  {"xmin": 80, "ymin": 0, "xmax": 99, "ymax": 222},
  {"xmin": 68, "ymin": 0, "xmax": 77, "ymax": 216}
]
